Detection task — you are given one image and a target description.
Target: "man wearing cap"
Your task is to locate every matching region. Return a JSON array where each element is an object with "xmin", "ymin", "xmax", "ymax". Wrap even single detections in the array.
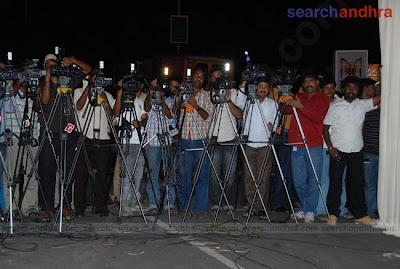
[{"xmin": 38, "ymin": 54, "xmax": 91, "ymax": 221}]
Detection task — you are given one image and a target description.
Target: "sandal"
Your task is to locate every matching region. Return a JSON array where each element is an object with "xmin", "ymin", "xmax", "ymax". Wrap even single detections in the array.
[
  {"xmin": 258, "ymin": 211, "xmax": 269, "ymax": 220},
  {"xmin": 166, "ymin": 208, "xmax": 177, "ymax": 215},
  {"xmin": 242, "ymin": 211, "xmax": 256, "ymax": 218},
  {"xmin": 192, "ymin": 212, "xmax": 205, "ymax": 218},
  {"xmin": 148, "ymin": 208, "xmax": 158, "ymax": 215}
]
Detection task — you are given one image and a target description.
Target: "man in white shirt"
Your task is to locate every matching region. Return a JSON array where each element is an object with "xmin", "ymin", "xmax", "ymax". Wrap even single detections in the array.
[
  {"xmin": 73, "ymin": 69, "xmax": 116, "ymax": 217},
  {"xmin": 208, "ymin": 68, "xmax": 243, "ymax": 215},
  {"xmin": 323, "ymin": 76, "xmax": 380, "ymax": 226},
  {"xmin": 239, "ymin": 77, "xmax": 278, "ymax": 220},
  {"xmin": 113, "ymin": 79, "xmax": 147, "ymax": 216}
]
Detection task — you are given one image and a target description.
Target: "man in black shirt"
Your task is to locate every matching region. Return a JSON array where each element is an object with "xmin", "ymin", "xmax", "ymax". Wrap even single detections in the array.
[
  {"xmin": 38, "ymin": 54, "xmax": 91, "ymax": 221},
  {"xmin": 362, "ymin": 82, "xmax": 380, "ymax": 219}
]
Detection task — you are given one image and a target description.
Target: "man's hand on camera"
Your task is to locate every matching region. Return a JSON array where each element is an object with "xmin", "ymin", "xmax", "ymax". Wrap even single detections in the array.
[
  {"xmin": 61, "ymin": 56, "xmax": 75, "ymax": 67},
  {"xmin": 226, "ymin": 89, "xmax": 232, "ymax": 102},
  {"xmin": 131, "ymin": 120, "xmax": 139, "ymax": 128}
]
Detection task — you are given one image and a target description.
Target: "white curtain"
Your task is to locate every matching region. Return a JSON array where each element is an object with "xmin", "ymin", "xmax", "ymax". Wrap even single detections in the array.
[{"xmin": 377, "ymin": 0, "xmax": 400, "ymax": 236}]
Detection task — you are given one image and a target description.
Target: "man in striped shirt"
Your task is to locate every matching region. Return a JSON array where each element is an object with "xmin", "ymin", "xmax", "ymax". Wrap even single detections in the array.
[
  {"xmin": 178, "ymin": 67, "xmax": 213, "ymax": 217},
  {"xmin": 362, "ymin": 81, "xmax": 380, "ymax": 220}
]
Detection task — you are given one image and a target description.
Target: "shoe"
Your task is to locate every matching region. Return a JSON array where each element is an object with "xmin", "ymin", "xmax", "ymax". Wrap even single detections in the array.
[
  {"xmin": 130, "ymin": 206, "xmax": 141, "ymax": 212},
  {"xmin": 317, "ymin": 214, "xmax": 329, "ymax": 221},
  {"xmin": 258, "ymin": 211, "xmax": 269, "ymax": 221},
  {"xmin": 148, "ymin": 208, "xmax": 158, "ymax": 215},
  {"xmin": 291, "ymin": 211, "xmax": 305, "ymax": 220},
  {"xmin": 0, "ymin": 210, "xmax": 5, "ymax": 222},
  {"xmin": 75, "ymin": 209, "xmax": 85, "ymax": 218},
  {"xmin": 354, "ymin": 216, "xmax": 377, "ymax": 226},
  {"xmin": 341, "ymin": 212, "xmax": 354, "ymax": 219},
  {"xmin": 28, "ymin": 210, "xmax": 39, "ymax": 217},
  {"xmin": 327, "ymin": 215, "xmax": 338, "ymax": 226},
  {"xmin": 304, "ymin": 212, "xmax": 315, "ymax": 223},
  {"xmin": 99, "ymin": 209, "xmax": 112, "ymax": 217},
  {"xmin": 191, "ymin": 211, "xmax": 205, "ymax": 218},
  {"xmin": 121, "ymin": 211, "xmax": 131, "ymax": 217},
  {"xmin": 39, "ymin": 210, "xmax": 54, "ymax": 222},
  {"xmin": 242, "ymin": 210, "xmax": 256, "ymax": 218},
  {"xmin": 63, "ymin": 208, "xmax": 71, "ymax": 220},
  {"xmin": 165, "ymin": 208, "xmax": 177, "ymax": 215}
]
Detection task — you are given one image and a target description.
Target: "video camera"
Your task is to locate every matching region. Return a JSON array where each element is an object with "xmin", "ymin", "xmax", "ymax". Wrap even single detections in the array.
[
  {"xmin": 211, "ymin": 74, "xmax": 236, "ymax": 104},
  {"xmin": 24, "ymin": 59, "xmax": 46, "ymax": 79},
  {"xmin": 0, "ymin": 52, "xmax": 22, "ymax": 98},
  {"xmin": 23, "ymin": 59, "xmax": 46, "ymax": 100},
  {"xmin": 49, "ymin": 46, "xmax": 80, "ymax": 88},
  {"xmin": 121, "ymin": 63, "xmax": 144, "ymax": 106},
  {"xmin": 240, "ymin": 51, "xmax": 266, "ymax": 98},
  {"xmin": 50, "ymin": 64, "xmax": 79, "ymax": 78},
  {"xmin": 272, "ymin": 66, "xmax": 298, "ymax": 96},
  {"xmin": 94, "ymin": 61, "xmax": 112, "ymax": 88},
  {"xmin": 180, "ymin": 69, "xmax": 194, "ymax": 103},
  {"xmin": 0, "ymin": 65, "xmax": 22, "ymax": 81}
]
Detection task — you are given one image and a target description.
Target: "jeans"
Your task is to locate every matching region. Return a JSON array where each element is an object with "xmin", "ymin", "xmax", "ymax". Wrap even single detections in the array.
[
  {"xmin": 209, "ymin": 143, "xmax": 237, "ymax": 209},
  {"xmin": 146, "ymin": 146, "xmax": 176, "ymax": 210},
  {"xmin": 0, "ymin": 143, "xmax": 6, "ymax": 210},
  {"xmin": 178, "ymin": 139, "xmax": 210, "ymax": 214},
  {"xmin": 316, "ymin": 149, "xmax": 348, "ymax": 215},
  {"xmin": 119, "ymin": 144, "xmax": 145, "ymax": 211},
  {"xmin": 291, "ymin": 146, "xmax": 323, "ymax": 214},
  {"xmin": 363, "ymin": 153, "xmax": 379, "ymax": 219},
  {"xmin": 269, "ymin": 144, "xmax": 294, "ymax": 211}
]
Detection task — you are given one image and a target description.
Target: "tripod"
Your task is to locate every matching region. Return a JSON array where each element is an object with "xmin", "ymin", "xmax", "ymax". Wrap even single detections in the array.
[
  {"xmin": 1, "ymin": 77, "xmax": 46, "ymax": 234},
  {"xmin": 197, "ymin": 89, "xmax": 241, "ymax": 225},
  {"xmin": 233, "ymin": 88, "xmax": 297, "ymax": 226},
  {"xmin": 4, "ymin": 85, "xmax": 43, "ymax": 222},
  {"xmin": 69, "ymin": 84, "xmax": 119, "ymax": 217},
  {"xmin": 146, "ymin": 93, "xmax": 183, "ymax": 228},
  {"xmin": 113, "ymin": 93, "xmax": 148, "ymax": 224}
]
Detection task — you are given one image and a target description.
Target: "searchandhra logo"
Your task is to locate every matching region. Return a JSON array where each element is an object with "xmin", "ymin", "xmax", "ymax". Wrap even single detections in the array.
[{"xmin": 288, "ymin": 5, "xmax": 392, "ymax": 18}]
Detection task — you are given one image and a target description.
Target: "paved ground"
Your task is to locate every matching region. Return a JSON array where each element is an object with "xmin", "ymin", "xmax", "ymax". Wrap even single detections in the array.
[{"xmin": 1, "ymin": 208, "xmax": 400, "ymax": 269}]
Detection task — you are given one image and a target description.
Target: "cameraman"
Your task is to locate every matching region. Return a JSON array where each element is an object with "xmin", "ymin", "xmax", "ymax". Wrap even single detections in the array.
[
  {"xmin": 178, "ymin": 67, "xmax": 213, "ymax": 217},
  {"xmin": 38, "ymin": 54, "xmax": 91, "ymax": 221},
  {"xmin": 2, "ymin": 74, "xmax": 41, "ymax": 217},
  {"xmin": 113, "ymin": 78, "xmax": 148, "ymax": 216},
  {"xmin": 143, "ymin": 78, "xmax": 176, "ymax": 214},
  {"xmin": 73, "ymin": 68, "xmax": 116, "ymax": 217},
  {"xmin": 208, "ymin": 67, "xmax": 242, "ymax": 215},
  {"xmin": 238, "ymin": 78, "xmax": 278, "ymax": 219}
]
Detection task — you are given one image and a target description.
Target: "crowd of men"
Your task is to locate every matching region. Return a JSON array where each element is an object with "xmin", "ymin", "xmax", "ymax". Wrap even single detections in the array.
[{"xmin": 0, "ymin": 54, "xmax": 381, "ymax": 226}]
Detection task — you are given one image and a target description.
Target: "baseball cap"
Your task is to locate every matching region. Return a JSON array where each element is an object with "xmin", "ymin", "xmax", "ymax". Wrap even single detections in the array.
[{"xmin": 43, "ymin": 54, "xmax": 57, "ymax": 67}]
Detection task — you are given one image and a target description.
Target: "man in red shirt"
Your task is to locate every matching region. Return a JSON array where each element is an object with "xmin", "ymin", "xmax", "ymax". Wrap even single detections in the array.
[{"xmin": 285, "ymin": 72, "xmax": 330, "ymax": 223}]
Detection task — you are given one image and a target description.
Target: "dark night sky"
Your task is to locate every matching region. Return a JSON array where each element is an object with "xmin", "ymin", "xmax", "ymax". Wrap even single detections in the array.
[{"xmin": 1, "ymin": 0, "xmax": 381, "ymax": 81}]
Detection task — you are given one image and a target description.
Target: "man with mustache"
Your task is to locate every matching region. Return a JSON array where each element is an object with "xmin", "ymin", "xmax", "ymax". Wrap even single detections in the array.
[
  {"xmin": 323, "ymin": 76, "xmax": 380, "ymax": 225},
  {"xmin": 178, "ymin": 67, "xmax": 213, "ymax": 217},
  {"xmin": 285, "ymin": 72, "xmax": 330, "ymax": 223},
  {"xmin": 239, "ymin": 77, "xmax": 278, "ymax": 219}
]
